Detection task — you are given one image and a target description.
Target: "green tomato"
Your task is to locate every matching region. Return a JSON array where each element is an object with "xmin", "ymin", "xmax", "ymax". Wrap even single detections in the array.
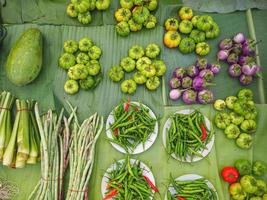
[
  {"xmin": 146, "ymin": 76, "xmax": 160, "ymax": 90},
  {"xmin": 120, "ymin": 0, "xmax": 134, "ymax": 9},
  {"xmin": 88, "ymin": 45, "xmax": 102, "ymax": 60},
  {"xmin": 214, "ymin": 112, "xmax": 231, "ymax": 129},
  {"xmin": 191, "ymin": 15, "xmax": 200, "ymax": 27},
  {"xmin": 76, "ymin": 52, "xmax": 90, "ymax": 65},
  {"xmin": 64, "ymin": 79, "xmax": 79, "ymax": 94},
  {"xmin": 128, "ymin": 19, "xmax": 143, "ymax": 32},
  {"xmin": 134, "ymin": 0, "xmax": 143, "ymax": 6},
  {"xmin": 238, "ymin": 89, "xmax": 254, "ymax": 101},
  {"xmin": 133, "ymin": 71, "xmax": 147, "ymax": 84},
  {"xmin": 235, "ymin": 159, "xmax": 252, "ymax": 176},
  {"xmin": 189, "ymin": 29, "xmax": 205, "ymax": 43},
  {"xmin": 255, "ymin": 180, "xmax": 267, "ymax": 196},
  {"xmin": 79, "ymin": 37, "xmax": 93, "ymax": 52},
  {"xmin": 145, "ymin": 43, "xmax": 160, "ymax": 59},
  {"xmin": 226, "ymin": 96, "xmax": 238, "ymax": 110},
  {"xmin": 224, "ymin": 124, "xmax": 240, "ymax": 139},
  {"xmin": 196, "ymin": 15, "xmax": 214, "ymax": 31},
  {"xmin": 132, "ymin": 6, "xmax": 150, "ymax": 24},
  {"xmin": 73, "ymin": 64, "xmax": 88, "ymax": 79},
  {"xmin": 64, "ymin": 40, "xmax": 79, "ymax": 54},
  {"xmin": 136, "ymin": 57, "xmax": 151, "ymax": 71},
  {"xmin": 78, "ymin": 11, "xmax": 92, "ymax": 24},
  {"xmin": 95, "ymin": 0, "xmax": 110, "ymax": 10},
  {"xmin": 213, "ymin": 99, "xmax": 226, "ymax": 111},
  {"xmin": 59, "ymin": 53, "xmax": 76, "ymax": 69},
  {"xmin": 121, "ymin": 79, "xmax": 137, "ymax": 94},
  {"xmin": 245, "ymin": 106, "xmax": 257, "ymax": 120},
  {"xmin": 73, "ymin": 0, "xmax": 89, "ymax": 13},
  {"xmin": 253, "ymin": 161, "xmax": 267, "ymax": 176},
  {"xmin": 240, "ymin": 119, "xmax": 257, "ymax": 133},
  {"xmin": 88, "ymin": 0, "xmax": 96, "ymax": 11},
  {"xmin": 129, "ymin": 45, "xmax": 145, "ymax": 60},
  {"xmin": 79, "ymin": 75, "xmax": 95, "ymax": 90},
  {"xmin": 144, "ymin": 0, "xmax": 158, "ymax": 11},
  {"xmin": 179, "ymin": 37, "xmax": 196, "ymax": 54},
  {"xmin": 165, "ymin": 17, "xmax": 179, "ymax": 31},
  {"xmin": 114, "ymin": 8, "xmax": 132, "ymax": 22},
  {"xmin": 178, "ymin": 6, "xmax": 193, "ymax": 20},
  {"xmin": 229, "ymin": 183, "xmax": 247, "ymax": 200},
  {"xmin": 236, "ymin": 133, "xmax": 252, "ymax": 149},
  {"xmin": 86, "ymin": 60, "xmax": 101, "ymax": 76},
  {"xmin": 206, "ymin": 22, "xmax": 220, "ymax": 39},
  {"xmin": 66, "ymin": 4, "xmax": 78, "ymax": 18},
  {"xmin": 195, "ymin": 42, "xmax": 210, "ymax": 56},
  {"xmin": 116, "ymin": 21, "xmax": 130, "ymax": 37},
  {"xmin": 240, "ymin": 175, "xmax": 258, "ymax": 194},
  {"xmin": 178, "ymin": 20, "xmax": 193, "ymax": 34},
  {"xmin": 141, "ymin": 65, "xmax": 156, "ymax": 78},
  {"xmin": 152, "ymin": 59, "xmax": 166, "ymax": 76},
  {"xmin": 230, "ymin": 112, "xmax": 244, "ymax": 125},
  {"xmin": 144, "ymin": 14, "xmax": 157, "ymax": 29},
  {"xmin": 120, "ymin": 57, "xmax": 135, "ymax": 72},
  {"xmin": 108, "ymin": 66, "xmax": 124, "ymax": 82}
]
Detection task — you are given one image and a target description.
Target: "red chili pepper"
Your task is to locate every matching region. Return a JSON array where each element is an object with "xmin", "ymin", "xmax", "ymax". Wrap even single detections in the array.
[
  {"xmin": 177, "ymin": 196, "xmax": 186, "ymax": 200},
  {"xmin": 103, "ymin": 188, "xmax": 118, "ymax": 200},
  {"xmin": 200, "ymin": 123, "xmax": 207, "ymax": 141},
  {"xmin": 123, "ymin": 97, "xmax": 131, "ymax": 111},
  {"xmin": 143, "ymin": 175, "xmax": 159, "ymax": 193},
  {"xmin": 113, "ymin": 128, "xmax": 119, "ymax": 137},
  {"xmin": 221, "ymin": 166, "xmax": 239, "ymax": 183}
]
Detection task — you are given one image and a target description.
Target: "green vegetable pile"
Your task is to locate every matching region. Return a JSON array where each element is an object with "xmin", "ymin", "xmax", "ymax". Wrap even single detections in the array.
[
  {"xmin": 167, "ymin": 176, "xmax": 217, "ymax": 199},
  {"xmin": 115, "ymin": 0, "xmax": 158, "ymax": 37},
  {"xmin": 165, "ymin": 110, "xmax": 213, "ymax": 161},
  {"xmin": 108, "ymin": 99, "xmax": 156, "ymax": 153},
  {"xmin": 223, "ymin": 159, "xmax": 267, "ymax": 200},
  {"xmin": 108, "ymin": 43, "xmax": 166, "ymax": 94},
  {"xmin": 66, "ymin": 0, "xmax": 110, "ymax": 24},
  {"xmin": 163, "ymin": 6, "xmax": 220, "ymax": 55},
  {"xmin": 58, "ymin": 38, "xmax": 103, "ymax": 95},
  {"xmin": 214, "ymin": 88, "xmax": 257, "ymax": 149},
  {"xmin": 104, "ymin": 156, "xmax": 157, "ymax": 199},
  {"xmin": 0, "ymin": 91, "xmax": 40, "ymax": 168}
]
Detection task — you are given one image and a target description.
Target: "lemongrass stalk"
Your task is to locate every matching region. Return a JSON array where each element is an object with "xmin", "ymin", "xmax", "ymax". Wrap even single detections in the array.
[{"xmin": 26, "ymin": 120, "xmax": 38, "ymax": 164}]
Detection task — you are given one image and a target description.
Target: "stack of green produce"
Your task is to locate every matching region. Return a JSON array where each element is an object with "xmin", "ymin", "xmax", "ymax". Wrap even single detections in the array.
[
  {"xmin": 58, "ymin": 38, "xmax": 103, "ymax": 95},
  {"xmin": 109, "ymin": 43, "xmax": 166, "ymax": 94},
  {"xmin": 108, "ymin": 99, "xmax": 157, "ymax": 152},
  {"xmin": 115, "ymin": 0, "xmax": 158, "ymax": 37},
  {"xmin": 66, "ymin": 0, "xmax": 110, "ymax": 24},
  {"xmin": 0, "ymin": 91, "xmax": 40, "ymax": 168},
  {"xmin": 214, "ymin": 89, "xmax": 257, "ymax": 149},
  {"xmin": 163, "ymin": 6, "xmax": 220, "ymax": 55},
  {"xmin": 221, "ymin": 159, "xmax": 267, "ymax": 199}
]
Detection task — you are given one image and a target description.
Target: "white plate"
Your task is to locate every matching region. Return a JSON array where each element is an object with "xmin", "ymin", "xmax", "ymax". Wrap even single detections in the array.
[
  {"xmin": 164, "ymin": 174, "xmax": 218, "ymax": 200},
  {"xmin": 106, "ymin": 102, "xmax": 158, "ymax": 154},
  {"xmin": 101, "ymin": 159, "xmax": 156, "ymax": 199},
  {"xmin": 162, "ymin": 109, "xmax": 214, "ymax": 162}
]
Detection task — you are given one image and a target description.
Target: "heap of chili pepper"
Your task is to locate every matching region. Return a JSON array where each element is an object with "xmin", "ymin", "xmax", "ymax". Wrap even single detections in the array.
[
  {"xmin": 166, "ymin": 110, "xmax": 212, "ymax": 161},
  {"xmin": 109, "ymin": 99, "xmax": 157, "ymax": 153},
  {"xmin": 104, "ymin": 156, "xmax": 158, "ymax": 200},
  {"xmin": 166, "ymin": 176, "xmax": 217, "ymax": 199}
]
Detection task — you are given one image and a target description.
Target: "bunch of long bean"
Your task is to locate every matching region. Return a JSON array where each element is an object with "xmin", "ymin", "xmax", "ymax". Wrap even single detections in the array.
[
  {"xmin": 104, "ymin": 156, "xmax": 157, "ymax": 200},
  {"xmin": 66, "ymin": 111, "xmax": 103, "ymax": 200},
  {"xmin": 166, "ymin": 110, "xmax": 212, "ymax": 161},
  {"xmin": 167, "ymin": 176, "xmax": 217, "ymax": 200},
  {"xmin": 109, "ymin": 100, "xmax": 156, "ymax": 152},
  {"xmin": 28, "ymin": 103, "xmax": 75, "ymax": 200}
]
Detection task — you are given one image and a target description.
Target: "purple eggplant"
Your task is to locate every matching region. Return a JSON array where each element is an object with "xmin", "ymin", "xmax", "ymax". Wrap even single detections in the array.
[
  {"xmin": 199, "ymin": 69, "xmax": 214, "ymax": 82},
  {"xmin": 227, "ymin": 53, "xmax": 238, "ymax": 65},
  {"xmin": 238, "ymin": 55, "xmax": 255, "ymax": 65},
  {"xmin": 241, "ymin": 63, "xmax": 258, "ymax": 76},
  {"xmin": 232, "ymin": 43, "xmax": 243, "ymax": 55},
  {"xmin": 169, "ymin": 77, "xmax": 181, "ymax": 89},
  {"xmin": 173, "ymin": 67, "xmax": 186, "ymax": 79},
  {"xmin": 228, "ymin": 64, "xmax": 242, "ymax": 77},
  {"xmin": 239, "ymin": 74, "xmax": 253, "ymax": 85},
  {"xmin": 233, "ymin": 32, "xmax": 246, "ymax": 44},
  {"xmin": 219, "ymin": 38, "xmax": 233, "ymax": 50},
  {"xmin": 195, "ymin": 58, "xmax": 208, "ymax": 70},
  {"xmin": 169, "ymin": 89, "xmax": 182, "ymax": 100},
  {"xmin": 242, "ymin": 39, "xmax": 256, "ymax": 56},
  {"xmin": 217, "ymin": 50, "xmax": 229, "ymax": 61},
  {"xmin": 192, "ymin": 76, "xmax": 214, "ymax": 91},
  {"xmin": 197, "ymin": 89, "xmax": 214, "ymax": 104},
  {"xmin": 186, "ymin": 65, "xmax": 199, "ymax": 78},
  {"xmin": 210, "ymin": 64, "xmax": 221, "ymax": 74},
  {"xmin": 182, "ymin": 89, "xmax": 197, "ymax": 104},
  {"xmin": 181, "ymin": 76, "xmax": 193, "ymax": 88}
]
